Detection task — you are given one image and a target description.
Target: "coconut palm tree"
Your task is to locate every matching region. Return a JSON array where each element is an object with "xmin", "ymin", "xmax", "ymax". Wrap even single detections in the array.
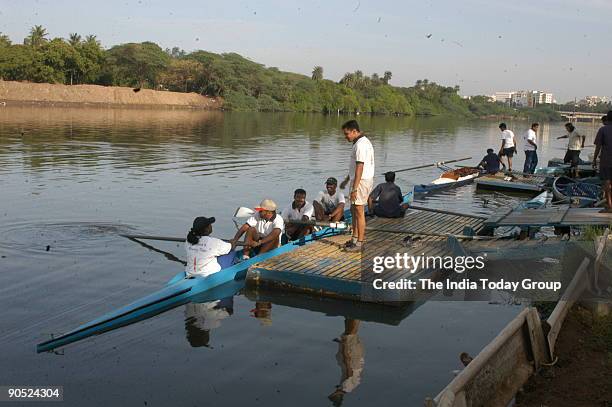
[
  {"xmin": 84, "ymin": 35, "xmax": 99, "ymax": 46},
  {"xmin": 0, "ymin": 32, "xmax": 11, "ymax": 47},
  {"xmin": 383, "ymin": 71, "xmax": 392, "ymax": 84},
  {"xmin": 25, "ymin": 25, "xmax": 48, "ymax": 47},
  {"xmin": 311, "ymin": 66, "xmax": 323, "ymax": 81},
  {"xmin": 68, "ymin": 33, "xmax": 82, "ymax": 46}
]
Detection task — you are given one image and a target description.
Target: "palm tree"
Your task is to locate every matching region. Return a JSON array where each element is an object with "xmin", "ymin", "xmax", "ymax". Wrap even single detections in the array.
[
  {"xmin": 25, "ymin": 25, "xmax": 48, "ymax": 47},
  {"xmin": 0, "ymin": 32, "xmax": 11, "ymax": 47},
  {"xmin": 68, "ymin": 33, "xmax": 81, "ymax": 46},
  {"xmin": 383, "ymin": 71, "xmax": 392, "ymax": 84},
  {"xmin": 84, "ymin": 35, "xmax": 99, "ymax": 46},
  {"xmin": 311, "ymin": 66, "xmax": 323, "ymax": 81}
]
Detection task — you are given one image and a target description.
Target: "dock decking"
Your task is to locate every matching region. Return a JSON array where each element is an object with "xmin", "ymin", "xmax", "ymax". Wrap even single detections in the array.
[
  {"xmin": 475, "ymin": 173, "xmax": 545, "ymax": 194},
  {"xmin": 484, "ymin": 206, "xmax": 612, "ymax": 228},
  {"xmin": 247, "ymin": 208, "xmax": 487, "ymax": 303}
]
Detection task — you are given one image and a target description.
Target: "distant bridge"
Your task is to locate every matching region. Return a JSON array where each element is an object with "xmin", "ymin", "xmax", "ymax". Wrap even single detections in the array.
[{"xmin": 558, "ymin": 111, "xmax": 606, "ymax": 123}]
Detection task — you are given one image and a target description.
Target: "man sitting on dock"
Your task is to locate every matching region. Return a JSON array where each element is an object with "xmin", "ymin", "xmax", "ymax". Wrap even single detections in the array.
[
  {"xmin": 314, "ymin": 177, "xmax": 346, "ymax": 222},
  {"xmin": 281, "ymin": 188, "xmax": 315, "ymax": 240},
  {"xmin": 498, "ymin": 123, "xmax": 516, "ymax": 172},
  {"xmin": 368, "ymin": 171, "xmax": 407, "ymax": 218},
  {"xmin": 478, "ymin": 148, "xmax": 506, "ymax": 174},
  {"xmin": 594, "ymin": 111, "xmax": 612, "ymax": 213},
  {"xmin": 231, "ymin": 199, "xmax": 284, "ymax": 259}
]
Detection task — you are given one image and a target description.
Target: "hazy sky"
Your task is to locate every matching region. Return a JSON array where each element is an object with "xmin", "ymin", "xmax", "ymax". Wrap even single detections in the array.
[{"xmin": 2, "ymin": 0, "xmax": 611, "ymax": 102}]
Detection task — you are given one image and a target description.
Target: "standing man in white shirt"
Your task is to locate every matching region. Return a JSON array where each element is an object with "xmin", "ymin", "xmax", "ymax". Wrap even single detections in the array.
[
  {"xmin": 557, "ymin": 122, "xmax": 585, "ymax": 178},
  {"xmin": 339, "ymin": 120, "xmax": 375, "ymax": 252},
  {"xmin": 522, "ymin": 123, "xmax": 539, "ymax": 174},
  {"xmin": 281, "ymin": 188, "xmax": 315, "ymax": 240},
  {"xmin": 314, "ymin": 177, "xmax": 346, "ymax": 222},
  {"xmin": 231, "ymin": 199, "xmax": 284, "ymax": 259},
  {"xmin": 498, "ymin": 123, "xmax": 516, "ymax": 172}
]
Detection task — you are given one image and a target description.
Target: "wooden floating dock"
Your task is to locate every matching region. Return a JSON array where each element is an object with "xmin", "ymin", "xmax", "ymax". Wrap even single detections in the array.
[
  {"xmin": 246, "ymin": 208, "xmax": 486, "ymax": 303},
  {"xmin": 475, "ymin": 173, "xmax": 545, "ymax": 194},
  {"xmin": 484, "ymin": 206, "xmax": 612, "ymax": 228}
]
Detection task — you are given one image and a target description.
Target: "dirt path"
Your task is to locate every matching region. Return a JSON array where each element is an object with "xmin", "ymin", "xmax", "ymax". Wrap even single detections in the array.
[
  {"xmin": 0, "ymin": 80, "xmax": 221, "ymax": 109},
  {"xmin": 516, "ymin": 306, "xmax": 612, "ymax": 407}
]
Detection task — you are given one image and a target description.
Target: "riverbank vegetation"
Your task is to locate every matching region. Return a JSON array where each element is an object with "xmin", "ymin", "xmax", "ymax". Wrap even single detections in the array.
[{"xmin": 0, "ymin": 26, "xmax": 562, "ymax": 120}]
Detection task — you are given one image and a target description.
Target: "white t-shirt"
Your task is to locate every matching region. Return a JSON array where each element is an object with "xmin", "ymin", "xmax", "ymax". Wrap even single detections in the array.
[
  {"xmin": 317, "ymin": 190, "xmax": 346, "ymax": 214},
  {"xmin": 567, "ymin": 131, "xmax": 583, "ymax": 151},
  {"xmin": 185, "ymin": 236, "xmax": 232, "ymax": 277},
  {"xmin": 281, "ymin": 201, "xmax": 314, "ymax": 222},
  {"xmin": 349, "ymin": 136, "xmax": 375, "ymax": 180},
  {"xmin": 501, "ymin": 129, "xmax": 515, "ymax": 148},
  {"xmin": 246, "ymin": 212, "xmax": 284, "ymax": 244},
  {"xmin": 523, "ymin": 129, "xmax": 537, "ymax": 151}
]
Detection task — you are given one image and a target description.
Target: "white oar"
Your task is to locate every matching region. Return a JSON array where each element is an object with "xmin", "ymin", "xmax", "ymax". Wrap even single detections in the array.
[{"xmin": 234, "ymin": 207, "xmax": 256, "ymax": 218}]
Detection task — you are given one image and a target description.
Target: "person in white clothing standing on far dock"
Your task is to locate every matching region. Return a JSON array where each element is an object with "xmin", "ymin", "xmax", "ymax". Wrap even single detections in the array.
[
  {"xmin": 557, "ymin": 122, "xmax": 585, "ymax": 178},
  {"xmin": 185, "ymin": 216, "xmax": 234, "ymax": 278},
  {"xmin": 498, "ymin": 123, "xmax": 516, "ymax": 172},
  {"xmin": 522, "ymin": 123, "xmax": 539, "ymax": 174},
  {"xmin": 339, "ymin": 120, "xmax": 375, "ymax": 252}
]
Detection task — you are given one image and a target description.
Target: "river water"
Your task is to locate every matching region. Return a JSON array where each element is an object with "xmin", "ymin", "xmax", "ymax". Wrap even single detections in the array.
[{"xmin": 0, "ymin": 107, "xmax": 601, "ymax": 406}]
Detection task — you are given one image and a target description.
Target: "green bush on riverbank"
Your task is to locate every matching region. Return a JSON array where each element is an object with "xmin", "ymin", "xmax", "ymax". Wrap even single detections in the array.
[{"xmin": 0, "ymin": 26, "xmax": 560, "ymax": 120}]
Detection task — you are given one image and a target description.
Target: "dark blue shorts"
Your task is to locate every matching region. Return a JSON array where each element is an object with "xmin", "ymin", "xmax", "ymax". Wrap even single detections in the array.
[
  {"xmin": 502, "ymin": 147, "xmax": 515, "ymax": 158},
  {"xmin": 600, "ymin": 167, "xmax": 612, "ymax": 181}
]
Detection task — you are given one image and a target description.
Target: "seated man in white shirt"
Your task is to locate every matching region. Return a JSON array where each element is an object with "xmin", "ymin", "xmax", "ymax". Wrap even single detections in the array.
[
  {"xmin": 185, "ymin": 216, "xmax": 234, "ymax": 278},
  {"xmin": 231, "ymin": 199, "xmax": 284, "ymax": 259},
  {"xmin": 313, "ymin": 177, "xmax": 346, "ymax": 222},
  {"xmin": 281, "ymin": 188, "xmax": 315, "ymax": 241}
]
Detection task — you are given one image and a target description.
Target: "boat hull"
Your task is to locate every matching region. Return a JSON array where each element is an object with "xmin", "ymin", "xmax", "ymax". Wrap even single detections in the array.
[
  {"xmin": 414, "ymin": 171, "xmax": 481, "ymax": 195},
  {"xmin": 36, "ymin": 214, "xmax": 349, "ymax": 353}
]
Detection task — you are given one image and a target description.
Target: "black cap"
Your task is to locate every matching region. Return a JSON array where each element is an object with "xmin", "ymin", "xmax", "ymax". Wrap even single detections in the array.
[
  {"xmin": 326, "ymin": 177, "xmax": 338, "ymax": 185},
  {"xmin": 192, "ymin": 216, "xmax": 215, "ymax": 234}
]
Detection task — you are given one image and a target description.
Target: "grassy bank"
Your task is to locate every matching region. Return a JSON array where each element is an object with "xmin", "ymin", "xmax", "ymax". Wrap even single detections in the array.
[{"xmin": 0, "ymin": 27, "xmax": 563, "ymax": 119}]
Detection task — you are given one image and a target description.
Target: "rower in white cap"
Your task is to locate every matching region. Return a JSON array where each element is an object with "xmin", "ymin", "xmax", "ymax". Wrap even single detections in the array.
[{"xmin": 230, "ymin": 198, "xmax": 285, "ymax": 259}]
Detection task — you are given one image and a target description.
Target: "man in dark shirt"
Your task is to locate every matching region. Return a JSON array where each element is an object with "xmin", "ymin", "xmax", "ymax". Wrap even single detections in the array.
[
  {"xmin": 368, "ymin": 172, "xmax": 407, "ymax": 218},
  {"xmin": 478, "ymin": 148, "xmax": 506, "ymax": 174},
  {"xmin": 594, "ymin": 111, "xmax": 612, "ymax": 213}
]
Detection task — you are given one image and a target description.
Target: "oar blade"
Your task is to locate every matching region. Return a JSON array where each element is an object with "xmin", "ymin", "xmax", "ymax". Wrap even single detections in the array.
[{"xmin": 234, "ymin": 207, "xmax": 256, "ymax": 218}]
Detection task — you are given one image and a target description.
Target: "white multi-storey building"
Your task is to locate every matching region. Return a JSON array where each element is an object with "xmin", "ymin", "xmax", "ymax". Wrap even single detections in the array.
[
  {"xmin": 493, "ymin": 90, "xmax": 554, "ymax": 106},
  {"xmin": 494, "ymin": 91, "xmax": 514, "ymax": 103}
]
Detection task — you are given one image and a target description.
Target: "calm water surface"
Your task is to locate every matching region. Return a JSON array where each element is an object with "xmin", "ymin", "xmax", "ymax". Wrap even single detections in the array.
[{"xmin": 0, "ymin": 107, "xmax": 601, "ymax": 406}]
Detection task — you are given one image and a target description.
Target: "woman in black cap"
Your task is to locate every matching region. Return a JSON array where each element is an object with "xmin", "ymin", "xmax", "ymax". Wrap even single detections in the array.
[{"xmin": 185, "ymin": 216, "xmax": 234, "ymax": 278}]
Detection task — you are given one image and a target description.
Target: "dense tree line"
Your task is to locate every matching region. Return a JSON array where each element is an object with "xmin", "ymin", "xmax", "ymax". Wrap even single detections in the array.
[{"xmin": 0, "ymin": 26, "xmax": 556, "ymax": 119}]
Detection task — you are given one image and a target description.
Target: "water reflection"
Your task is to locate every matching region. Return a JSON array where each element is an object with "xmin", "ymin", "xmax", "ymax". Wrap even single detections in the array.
[
  {"xmin": 250, "ymin": 301, "xmax": 273, "ymax": 326},
  {"xmin": 329, "ymin": 319, "xmax": 364, "ymax": 407},
  {"xmin": 184, "ymin": 298, "xmax": 234, "ymax": 348}
]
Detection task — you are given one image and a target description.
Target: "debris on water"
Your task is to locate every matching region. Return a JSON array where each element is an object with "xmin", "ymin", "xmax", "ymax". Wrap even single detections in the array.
[
  {"xmin": 46, "ymin": 245, "xmax": 50, "ymax": 251},
  {"xmin": 541, "ymin": 257, "xmax": 560, "ymax": 264}
]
